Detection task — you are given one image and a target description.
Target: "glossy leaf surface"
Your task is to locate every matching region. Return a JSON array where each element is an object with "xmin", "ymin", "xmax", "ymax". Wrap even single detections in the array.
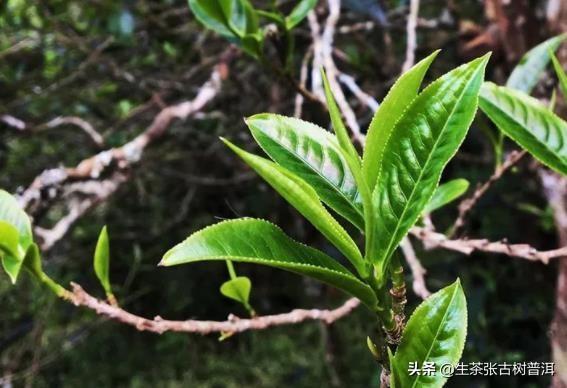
[
  {"xmin": 363, "ymin": 51, "xmax": 439, "ymax": 190},
  {"xmin": 247, "ymin": 114, "xmax": 364, "ymax": 230},
  {"xmin": 506, "ymin": 34, "xmax": 566, "ymax": 93},
  {"xmin": 223, "ymin": 138, "xmax": 365, "ymax": 274},
  {"xmin": 479, "ymin": 82, "xmax": 567, "ymax": 175},
  {"xmin": 391, "ymin": 280, "xmax": 467, "ymax": 388},
  {"xmin": 371, "ymin": 55, "xmax": 489, "ymax": 278},
  {"xmin": 424, "ymin": 179, "xmax": 470, "ymax": 214},
  {"xmin": 161, "ymin": 218, "xmax": 377, "ymax": 308}
]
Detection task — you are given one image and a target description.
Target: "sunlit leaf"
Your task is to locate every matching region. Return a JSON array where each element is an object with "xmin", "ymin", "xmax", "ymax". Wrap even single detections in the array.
[
  {"xmin": 161, "ymin": 218, "xmax": 377, "ymax": 308},
  {"xmin": 506, "ymin": 34, "xmax": 566, "ymax": 93},
  {"xmin": 479, "ymin": 82, "xmax": 567, "ymax": 175},
  {"xmin": 247, "ymin": 114, "xmax": 364, "ymax": 230},
  {"xmin": 390, "ymin": 279, "xmax": 467, "ymax": 388},
  {"xmin": 0, "ymin": 190, "xmax": 33, "ymax": 283},
  {"xmin": 424, "ymin": 179, "xmax": 470, "ymax": 214},
  {"xmin": 94, "ymin": 226, "xmax": 113, "ymax": 297},
  {"xmin": 220, "ymin": 276, "xmax": 251, "ymax": 305},
  {"xmin": 363, "ymin": 51, "xmax": 439, "ymax": 191},
  {"xmin": 371, "ymin": 55, "xmax": 489, "ymax": 282},
  {"xmin": 223, "ymin": 139, "xmax": 366, "ymax": 275}
]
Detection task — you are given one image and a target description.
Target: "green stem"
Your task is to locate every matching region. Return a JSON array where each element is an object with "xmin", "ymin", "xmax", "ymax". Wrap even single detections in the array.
[{"xmin": 226, "ymin": 260, "xmax": 237, "ymax": 280}]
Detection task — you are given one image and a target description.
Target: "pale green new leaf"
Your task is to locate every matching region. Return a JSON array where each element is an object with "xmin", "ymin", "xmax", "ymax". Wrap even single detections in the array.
[
  {"xmin": 223, "ymin": 139, "xmax": 366, "ymax": 275},
  {"xmin": 321, "ymin": 69, "xmax": 361, "ymax": 168},
  {"xmin": 363, "ymin": 50, "xmax": 439, "ymax": 191},
  {"xmin": 371, "ymin": 55, "xmax": 489, "ymax": 279},
  {"xmin": 551, "ymin": 52, "xmax": 567, "ymax": 103},
  {"xmin": 390, "ymin": 279, "xmax": 467, "ymax": 388},
  {"xmin": 286, "ymin": 0, "xmax": 316, "ymax": 30},
  {"xmin": 506, "ymin": 34, "xmax": 566, "ymax": 93},
  {"xmin": 0, "ymin": 190, "xmax": 33, "ymax": 283},
  {"xmin": 0, "ymin": 221, "xmax": 19, "ymax": 259},
  {"xmin": 479, "ymin": 82, "xmax": 567, "ymax": 175},
  {"xmin": 161, "ymin": 218, "xmax": 377, "ymax": 308},
  {"xmin": 94, "ymin": 226, "xmax": 113, "ymax": 297},
  {"xmin": 247, "ymin": 113, "xmax": 364, "ymax": 230},
  {"xmin": 220, "ymin": 276, "xmax": 251, "ymax": 305},
  {"xmin": 424, "ymin": 179, "xmax": 470, "ymax": 214}
]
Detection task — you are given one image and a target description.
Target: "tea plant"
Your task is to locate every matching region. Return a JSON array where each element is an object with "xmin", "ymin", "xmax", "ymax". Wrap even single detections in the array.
[{"xmin": 0, "ymin": 51, "xmax": 492, "ymax": 387}]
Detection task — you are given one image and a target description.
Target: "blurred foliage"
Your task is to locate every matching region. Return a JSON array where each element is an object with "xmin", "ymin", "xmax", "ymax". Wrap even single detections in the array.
[{"xmin": 0, "ymin": 0, "xmax": 562, "ymax": 387}]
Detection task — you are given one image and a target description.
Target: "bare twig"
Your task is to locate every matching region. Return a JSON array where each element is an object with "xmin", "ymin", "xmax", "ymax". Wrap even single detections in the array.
[
  {"xmin": 17, "ymin": 54, "xmax": 232, "ymax": 249},
  {"xmin": 308, "ymin": 0, "xmax": 365, "ymax": 145},
  {"xmin": 451, "ymin": 150, "xmax": 526, "ymax": 236},
  {"xmin": 400, "ymin": 237, "xmax": 430, "ymax": 299},
  {"xmin": 2, "ymin": 114, "xmax": 104, "ymax": 146},
  {"xmin": 337, "ymin": 72, "xmax": 380, "ymax": 112},
  {"xmin": 66, "ymin": 282, "xmax": 360, "ymax": 334},
  {"xmin": 411, "ymin": 226, "xmax": 567, "ymax": 264},
  {"xmin": 294, "ymin": 46, "xmax": 314, "ymax": 118},
  {"xmin": 401, "ymin": 0, "xmax": 420, "ymax": 72}
]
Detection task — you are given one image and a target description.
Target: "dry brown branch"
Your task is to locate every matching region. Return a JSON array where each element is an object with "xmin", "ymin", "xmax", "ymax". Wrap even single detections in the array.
[
  {"xmin": 66, "ymin": 282, "xmax": 360, "ymax": 334},
  {"xmin": 400, "ymin": 237, "xmax": 430, "ymax": 299},
  {"xmin": 294, "ymin": 46, "xmax": 314, "ymax": 118},
  {"xmin": 401, "ymin": 0, "xmax": 420, "ymax": 73},
  {"xmin": 308, "ymin": 0, "xmax": 365, "ymax": 145},
  {"xmin": 411, "ymin": 226, "xmax": 567, "ymax": 264},
  {"xmin": 1, "ymin": 115, "xmax": 103, "ymax": 146},
  {"xmin": 18, "ymin": 58, "xmax": 229, "ymax": 213},
  {"xmin": 337, "ymin": 72, "xmax": 380, "ymax": 112},
  {"xmin": 450, "ymin": 150, "xmax": 526, "ymax": 236},
  {"xmin": 17, "ymin": 53, "xmax": 233, "ymax": 250}
]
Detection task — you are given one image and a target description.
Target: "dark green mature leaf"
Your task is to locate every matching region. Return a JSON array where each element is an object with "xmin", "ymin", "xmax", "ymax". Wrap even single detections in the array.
[
  {"xmin": 161, "ymin": 218, "xmax": 377, "ymax": 308},
  {"xmin": 223, "ymin": 138, "xmax": 366, "ymax": 275},
  {"xmin": 363, "ymin": 51, "xmax": 439, "ymax": 191},
  {"xmin": 219, "ymin": 0, "xmax": 248, "ymax": 37},
  {"xmin": 188, "ymin": 0, "xmax": 234, "ymax": 38},
  {"xmin": 94, "ymin": 226, "xmax": 113, "ymax": 297},
  {"xmin": 247, "ymin": 114, "xmax": 364, "ymax": 230},
  {"xmin": 506, "ymin": 34, "xmax": 566, "ymax": 93},
  {"xmin": 220, "ymin": 276, "xmax": 251, "ymax": 305},
  {"xmin": 424, "ymin": 179, "xmax": 470, "ymax": 214},
  {"xmin": 0, "ymin": 190, "xmax": 33, "ymax": 283},
  {"xmin": 371, "ymin": 55, "xmax": 489, "ymax": 280},
  {"xmin": 390, "ymin": 280, "xmax": 467, "ymax": 388},
  {"xmin": 551, "ymin": 52, "xmax": 567, "ymax": 103},
  {"xmin": 479, "ymin": 82, "xmax": 567, "ymax": 175},
  {"xmin": 286, "ymin": 0, "xmax": 316, "ymax": 29}
]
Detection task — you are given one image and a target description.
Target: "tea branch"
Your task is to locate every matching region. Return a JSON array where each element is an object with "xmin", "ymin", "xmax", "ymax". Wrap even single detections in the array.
[
  {"xmin": 411, "ymin": 226, "xmax": 567, "ymax": 263},
  {"xmin": 450, "ymin": 150, "xmax": 526, "ymax": 236},
  {"xmin": 401, "ymin": 0, "xmax": 421, "ymax": 72},
  {"xmin": 65, "ymin": 282, "xmax": 360, "ymax": 335},
  {"xmin": 16, "ymin": 53, "xmax": 232, "ymax": 249}
]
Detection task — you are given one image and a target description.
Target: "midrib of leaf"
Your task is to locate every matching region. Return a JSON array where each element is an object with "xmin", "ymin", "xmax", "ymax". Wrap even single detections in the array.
[
  {"xmin": 409, "ymin": 285, "xmax": 459, "ymax": 388},
  {"xmin": 257, "ymin": 118, "xmax": 364, "ymax": 222},
  {"xmin": 379, "ymin": 64, "xmax": 481, "ymax": 262}
]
